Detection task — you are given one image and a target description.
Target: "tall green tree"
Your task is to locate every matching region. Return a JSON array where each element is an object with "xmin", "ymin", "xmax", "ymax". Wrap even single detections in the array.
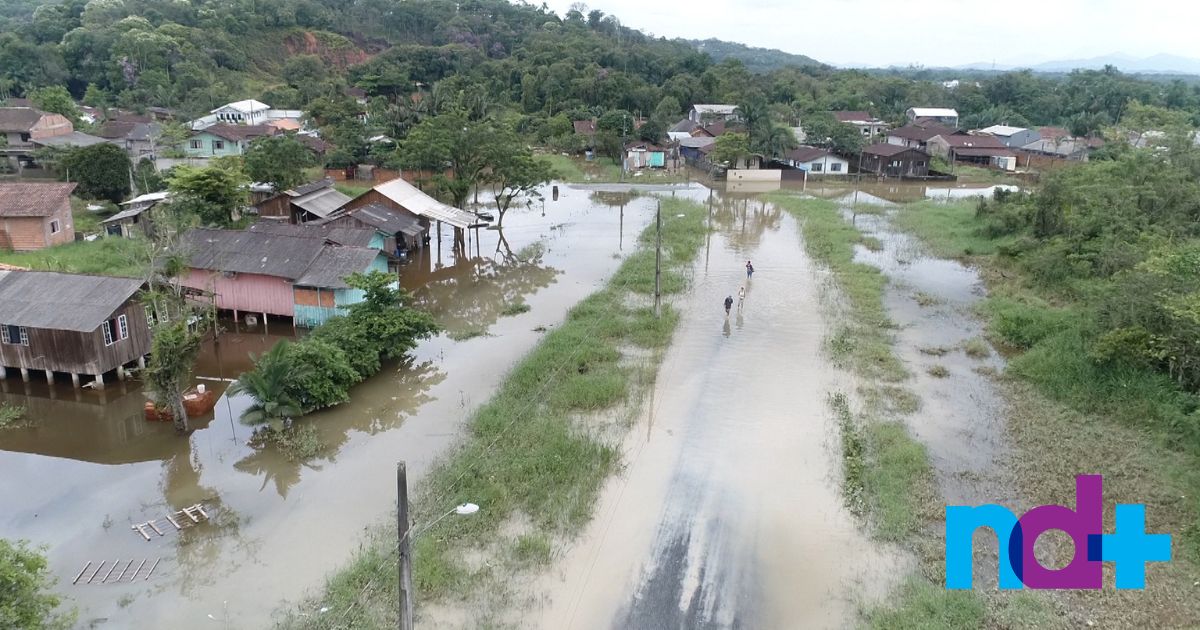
[
  {"xmin": 395, "ymin": 111, "xmax": 500, "ymax": 207},
  {"xmin": 28, "ymin": 85, "xmax": 79, "ymax": 124},
  {"xmin": 61, "ymin": 142, "xmax": 131, "ymax": 202},
  {"xmin": 595, "ymin": 109, "xmax": 634, "ymax": 164},
  {"xmin": 489, "ymin": 148, "xmax": 553, "ymax": 227},
  {"xmin": 243, "ymin": 135, "xmax": 314, "ymax": 190},
  {"xmin": 145, "ymin": 317, "xmax": 205, "ymax": 433},
  {"xmin": 166, "ymin": 164, "xmax": 246, "ymax": 226},
  {"xmin": 229, "ymin": 342, "xmax": 307, "ymax": 428}
]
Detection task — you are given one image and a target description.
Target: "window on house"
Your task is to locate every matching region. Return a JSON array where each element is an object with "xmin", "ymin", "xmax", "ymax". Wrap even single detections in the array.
[
  {"xmin": 831, "ymin": 163, "xmax": 843, "ymax": 172},
  {"xmin": 916, "ymin": 161, "xmax": 926, "ymax": 167},
  {"xmin": 49, "ymin": 219, "xmax": 60, "ymax": 234},
  {"xmin": 102, "ymin": 316, "xmax": 126, "ymax": 346},
  {"xmin": 213, "ymin": 140, "xmax": 225, "ymax": 151},
  {"xmin": 1, "ymin": 324, "xmax": 29, "ymax": 346},
  {"xmin": 810, "ymin": 162, "xmax": 823, "ymax": 172},
  {"xmin": 189, "ymin": 139, "xmax": 202, "ymax": 149},
  {"xmin": 861, "ymin": 128, "xmax": 870, "ymax": 135}
]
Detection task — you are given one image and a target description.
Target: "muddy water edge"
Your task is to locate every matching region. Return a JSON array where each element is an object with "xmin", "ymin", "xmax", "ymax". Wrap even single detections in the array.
[{"xmin": 0, "ymin": 182, "xmax": 662, "ymax": 628}]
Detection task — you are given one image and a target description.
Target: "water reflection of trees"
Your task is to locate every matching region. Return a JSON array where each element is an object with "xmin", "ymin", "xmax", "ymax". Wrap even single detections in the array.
[
  {"xmin": 706, "ymin": 192, "xmax": 784, "ymax": 250},
  {"xmin": 405, "ymin": 229, "xmax": 560, "ymax": 333},
  {"xmin": 231, "ymin": 357, "xmax": 445, "ymax": 499}
]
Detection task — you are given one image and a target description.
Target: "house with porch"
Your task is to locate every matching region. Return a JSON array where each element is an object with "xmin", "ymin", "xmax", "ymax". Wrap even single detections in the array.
[
  {"xmin": 320, "ymin": 203, "xmax": 425, "ymax": 256},
  {"xmin": 927, "ymin": 133, "xmax": 1017, "ymax": 171},
  {"xmin": 340, "ymin": 178, "xmax": 479, "ymax": 245},
  {"xmin": 185, "ymin": 124, "xmax": 275, "ymax": 157},
  {"xmin": 860, "ymin": 143, "xmax": 931, "ymax": 178},
  {"xmin": 0, "ymin": 183, "xmax": 76, "ymax": 251},
  {"xmin": 179, "ymin": 228, "xmax": 390, "ymax": 328},
  {"xmin": 0, "ymin": 270, "xmax": 150, "ymax": 388}
]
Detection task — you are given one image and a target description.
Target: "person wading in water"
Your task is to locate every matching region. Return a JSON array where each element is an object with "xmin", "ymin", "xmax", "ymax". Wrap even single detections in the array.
[{"xmin": 724, "ymin": 295, "xmax": 734, "ymax": 316}]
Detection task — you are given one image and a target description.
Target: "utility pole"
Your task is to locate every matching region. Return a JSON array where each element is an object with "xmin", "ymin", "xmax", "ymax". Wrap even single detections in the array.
[
  {"xmin": 653, "ymin": 200, "xmax": 662, "ymax": 318},
  {"xmin": 397, "ymin": 462, "xmax": 413, "ymax": 630}
]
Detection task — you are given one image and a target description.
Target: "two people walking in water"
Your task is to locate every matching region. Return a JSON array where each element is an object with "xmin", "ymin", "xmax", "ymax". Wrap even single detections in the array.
[{"xmin": 725, "ymin": 261, "xmax": 754, "ymax": 317}]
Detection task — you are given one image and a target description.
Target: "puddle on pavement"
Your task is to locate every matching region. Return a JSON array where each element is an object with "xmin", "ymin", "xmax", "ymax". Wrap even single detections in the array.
[
  {"xmin": 530, "ymin": 189, "xmax": 908, "ymax": 630},
  {"xmin": 835, "ymin": 184, "xmax": 1020, "ymax": 507},
  {"xmin": 0, "ymin": 181, "xmax": 680, "ymax": 628}
]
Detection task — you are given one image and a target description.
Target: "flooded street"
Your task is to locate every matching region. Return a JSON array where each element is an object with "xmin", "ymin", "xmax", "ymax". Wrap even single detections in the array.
[
  {"xmin": 0, "ymin": 182, "xmax": 664, "ymax": 628},
  {"xmin": 532, "ymin": 192, "xmax": 906, "ymax": 629}
]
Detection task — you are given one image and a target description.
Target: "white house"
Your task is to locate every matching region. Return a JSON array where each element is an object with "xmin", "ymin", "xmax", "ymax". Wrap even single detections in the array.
[
  {"xmin": 833, "ymin": 111, "xmax": 888, "ymax": 137},
  {"xmin": 689, "ymin": 104, "xmax": 739, "ymax": 124},
  {"xmin": 189, "ymin": 100, "xmax": 305, "ymax": 131},
  {"xmin": 906, "ymin": 107, "xmax": 959, "ymax": 128},
  {"xmin": 784, "ymin": 146, "xmax": 849, "ymax": 175},
  {"xmin": 977, "ymin": 124, "xmax": 1040, "ymax": 148}
]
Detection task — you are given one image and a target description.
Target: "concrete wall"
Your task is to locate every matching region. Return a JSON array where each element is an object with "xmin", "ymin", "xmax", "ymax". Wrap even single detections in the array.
[{"xmin": 727, "ymin": 169, "xmax": 782, "ymax": 182}]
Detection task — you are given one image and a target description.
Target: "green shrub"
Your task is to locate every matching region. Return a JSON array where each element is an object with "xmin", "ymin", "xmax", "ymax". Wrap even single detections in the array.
[
  {"xmin": 283, "ymin": 339, "xmax": 361, "ymax": 410},
  {"xmin": 0, "ymin": 540, "xmax": 73, "ymax": 629},
  {"xmin": 981, "ymin": 297, "xmax": 1073, "ymax": 349}
]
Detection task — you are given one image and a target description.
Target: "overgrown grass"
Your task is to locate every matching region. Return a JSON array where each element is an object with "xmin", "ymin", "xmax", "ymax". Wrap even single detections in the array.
[
  {"xmin": 893, "ymin": 200, "xmax": 1009, "ymax": 259},
  {"xmin": 926, "ymin": 364, "xmax": 949, "ymax": 378},
  {"xmin": 0, "ymin": 237, "xmax": 144, "ymax": 276},
  {"xmin": 961, "ymin": 337, "xmax": 991, "ymax": 359},
  {"xmin": 447, "ymin": 327, "xmax": 488, "ymax": 341},
  {"xmin": 277, "ymin": 197, "xmax": 708, "ymax": 628},
  {"xmin": 864, "ymin": 577, "xmax": 985, "ymax": 630}
]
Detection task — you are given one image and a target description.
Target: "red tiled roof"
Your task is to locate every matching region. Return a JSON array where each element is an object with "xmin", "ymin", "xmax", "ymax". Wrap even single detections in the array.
[
  {"xmin": 202, "ymin": 123, "xmax": 276, "ymax": 142},
  {"xmin": 0, "ymin": 183, "xmax": 77, "ymax": 217}
]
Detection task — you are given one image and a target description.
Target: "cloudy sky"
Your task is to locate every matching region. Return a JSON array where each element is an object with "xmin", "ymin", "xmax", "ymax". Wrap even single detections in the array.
[{"xmin": 540, "ymin": 0, "xmax": 1196, "ymax": 67}]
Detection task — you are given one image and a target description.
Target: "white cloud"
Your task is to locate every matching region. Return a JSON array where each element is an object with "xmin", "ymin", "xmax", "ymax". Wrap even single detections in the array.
[{"xmin": 540, "ymin": 0, "xmax": 1200, "ymax": 67}]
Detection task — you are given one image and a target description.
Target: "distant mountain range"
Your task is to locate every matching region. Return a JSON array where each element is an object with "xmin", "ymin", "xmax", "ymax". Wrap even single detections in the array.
[
  {"xmin": 688, "ymin": 38, "xmax": 824, "ymax": 73},
  {"xmin": 956, "ymin": 53, "xmax": 1200, "ymax": 75}
]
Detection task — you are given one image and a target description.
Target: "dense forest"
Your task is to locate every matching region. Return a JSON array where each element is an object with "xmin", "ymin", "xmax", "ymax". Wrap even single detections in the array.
[{"xmin": 2, "ymin": 0, "xmax": 1200, "ymax": 143}]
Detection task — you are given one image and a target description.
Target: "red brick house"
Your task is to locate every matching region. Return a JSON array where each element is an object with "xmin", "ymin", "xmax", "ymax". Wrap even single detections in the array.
[{"xmin": 0, "ymin": 183, "xmax": 77, "ymax": 251}]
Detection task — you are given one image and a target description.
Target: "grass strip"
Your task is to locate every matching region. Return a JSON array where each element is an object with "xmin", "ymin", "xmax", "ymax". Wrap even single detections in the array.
[
  {"xmin": 278, "ymin": 196, "xmax": 706, "ymax": 629},
  {"xmin": 0, "ymin": 237, "xmax": 145, "ymax": 277}
]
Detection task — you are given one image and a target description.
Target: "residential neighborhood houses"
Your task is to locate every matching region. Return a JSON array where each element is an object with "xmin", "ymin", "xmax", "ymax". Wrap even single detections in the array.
[
  {"xmin": 832, "ymin": 111, "xmax": 889, "ymax": 137},
  {"xmin": 0, "ymin": 183, "xmax": 76, "ymax": 251}
]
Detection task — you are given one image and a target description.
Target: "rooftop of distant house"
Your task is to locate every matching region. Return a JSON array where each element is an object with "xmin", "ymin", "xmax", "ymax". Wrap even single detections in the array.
[
  {"xmin": 0, "ymin": 271, "xmax": 144, "ymax": 332},
  {"xmin": 199, "ymin": 123, "xmax": 276, "ymax": 142},
  {"xmin": 832, "ymin": 111, "xmax": 879, "ymax": 123},
  {"xmin": 909, "ymin": 107, "xmax": 959, "ymax": 118},
  {"xmin": 691, "ymin": 104, "xmax": 738, "ymax": 115},
  {"xmin": 978, "ymin": 124, "xmax": 1029, "ymax": 137},
  {"xmin": 786, "ymin": 146, "xmax": 833, "ymax": 162},
  {"xmin": 862, "ymin": 142, "xmax": 926, "ymax": 157}
]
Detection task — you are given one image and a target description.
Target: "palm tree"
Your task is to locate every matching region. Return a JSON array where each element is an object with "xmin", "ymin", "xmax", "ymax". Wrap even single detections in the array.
[
  {"xmin": 228, "ymin": 342, "xmax": 307, "ymax": 428},
  {"xmin": 761, "ymin": 124, "xmax": 799, "ymax": 159}
]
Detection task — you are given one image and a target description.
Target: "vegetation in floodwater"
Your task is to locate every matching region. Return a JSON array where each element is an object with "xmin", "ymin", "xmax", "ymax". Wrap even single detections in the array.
[
  {"xmin": 912, "ymin": 291, "xmax": 940, "ymax": 307},
  {"xmin": 276, "ymin": 197, "xmax": 707, "ymax": 628},
  {"xmin": 829, "ymin": 392, "xmax": 866, "ymax": 516},
  {"xmin": 247, "ymin": 424, "xmax": 322, "ymax": 462},
  {"xmin": 448, "ymin": 327, "xmax": 489, "ymax": 341},
  {"xmin": 917, "ymin": 345, "xmax": 950, "ymax": 356},
  {"xmin": 962, "ymin": 337, "xmax": 991, "ymax": 359},
  {"xmin": 926, "ymin": 365, "xmax": 950, "ymax": 378},
  {"xmin": 500, "ymin": 302, "xmax": 532, "ymax": 316},
  {"xmin": 892, "ymin": 199, "xmax": 1009, "ymax": 259},
  {"xmin": 0, "ymin": 402, "xmax": 26, "ymax": 428},
  {"xmin": 860, "ymin": 235, "xmax": 884, "ymax": 252}
]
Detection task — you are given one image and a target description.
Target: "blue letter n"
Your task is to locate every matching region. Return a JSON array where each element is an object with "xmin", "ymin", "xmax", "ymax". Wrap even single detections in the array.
[{"xmin": 946, "ymin": 504, "xmax": 1023, "ymax": 590}]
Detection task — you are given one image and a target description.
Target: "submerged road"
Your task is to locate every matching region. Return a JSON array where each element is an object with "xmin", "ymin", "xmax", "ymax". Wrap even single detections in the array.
[{"xmin": 536, "ymin": 197, "xmax": 905, "ymax": 629}]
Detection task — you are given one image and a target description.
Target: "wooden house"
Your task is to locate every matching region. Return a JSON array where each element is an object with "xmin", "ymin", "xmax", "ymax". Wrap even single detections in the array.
[
  {"xmin": 179, "ymin": 228, "xmax": 390, "ymax": 328},
  {"xmin": 0, "ymin": 271, "xmax": 149, "ymax": 387},
  {"xmin": 339, "ymin": 178, "xmax": 479, "ymax": 245},
  {"xmin": 0, "ymin": 182, "xmax": 76, "ymax": 251},
  {"xmin": 102, "ymin": 191, "xmax": 169, "ymax": 238},
  {"xmin": 253, "ymin": 179, "xmax": 352, "ymax": 224},
  {"xmin": 927, "ymin": 133, "xmax": 1017, "ymax": 171},
  {"xmin": 860, "ymin": 144, "xmax": 931, "ymax": 178},
  {"xmin": 320, "ymin": 203, "xmax": 425, "ymax": 256}
]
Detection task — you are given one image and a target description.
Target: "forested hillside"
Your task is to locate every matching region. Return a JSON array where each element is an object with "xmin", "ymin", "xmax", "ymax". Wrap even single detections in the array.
[
  {"xmin": 690, "ymin": 38, "xmax": 823, "ymax": 73},
  {"xmin": 2, "ymin": 0, "xmax": 1200, "ymax": 137}
]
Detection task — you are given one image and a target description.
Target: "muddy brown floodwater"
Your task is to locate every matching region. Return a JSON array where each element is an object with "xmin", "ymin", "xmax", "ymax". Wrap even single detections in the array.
[
  {"xmin": 0, "ymin": 182, "xmax": 671, "ymax": 628},
  {"xmin": 530, "ymin": 188, "xmax": 910, "ymax": 630}
]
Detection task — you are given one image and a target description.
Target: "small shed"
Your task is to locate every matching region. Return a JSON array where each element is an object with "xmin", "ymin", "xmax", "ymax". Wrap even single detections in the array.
[
  {"xmin": 0, "ymin": 271, "xmax": 149, "ymax": 386},
  {"xmin": 103, "ymin": 191, "xmax": 170, "ymax": 238},
  {"xmin": 253, "ymin": 179, "xmax": 352, "ymax": 224},
  {"xmin": 321, "ymin": 203, "xmax": 425, "ymax": 255},
  {"xmin": 624, "ymin": 141, "xmax": 667, "ymax": 169},
  {"xmin": 340, "ymin": 178, "xmax": 480, "ymax": 245}
]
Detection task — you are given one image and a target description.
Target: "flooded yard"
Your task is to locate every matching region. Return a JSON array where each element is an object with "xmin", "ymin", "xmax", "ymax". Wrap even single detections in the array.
[{"xmin": 0, "ymin": 182, "xmax": 671, "ymax": 628}]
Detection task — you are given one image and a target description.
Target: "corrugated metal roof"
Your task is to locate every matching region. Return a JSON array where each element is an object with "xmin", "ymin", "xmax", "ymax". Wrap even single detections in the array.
[
  {"xmin": 292, "ymin": 187, "xmax": 351, "ymax": 219},
  {"xmin": 692, "ymin": 104, "xmax": 738, "ymax": 114},
  {"xmin": 0, "ymin": 183, "xmax": 77, "ymax": 217},
  {"xmin": 246, "ymin": 221, "xmax": 378, "ymax": 247},
  {"xmin": 294, "ymin": 246, "xmax": 382, "ymax": 289},
  {"xmin": 101, "ymin": 206, "xmax": 147, "ymax": 224},
  {"xmin": 978, "ymin": 124, "xmax": 1028, "ymax": 137},
  {"xmin": 212, "ymin": 99, "xmax": 270, "ymax": 114},
  {"xmin": 0, "ymin": 271, "xmax": 143, "ymax": 332},
  {"xmin": 372, "ymin": 179, "xmax": 478, "ymax": 229},
  {"xmin": 0, "ymin": 107, "xmax": 45, "ymax": 132},
  {"xmin": 30, "ymin": 131, "xmax": 110, "ymax": 148},
  {"xmin": 182, "ymin": 228, "xmax": 326, "ymax": 279},
  {"xmin": 786, "ymin": 146, "xmax": 832, "ymax": 163},
  {"xmin": 863, "ymin": 143, "xmax": 925, "ymax": 157},
  {"xmin": 340, "ymin": 203, "xmax": 424, "ymax": 236},
  {"xmin": 288, "ymin": 179, "xmax": 335, "ymax": 197}
]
